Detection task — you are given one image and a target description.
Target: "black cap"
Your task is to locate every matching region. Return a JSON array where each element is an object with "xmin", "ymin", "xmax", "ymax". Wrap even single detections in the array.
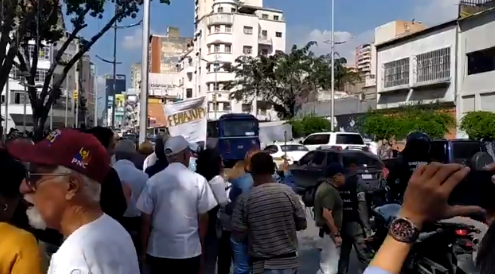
[{"xmin": 325, "ymin": 163, "xmax": 346, "ymax": 177}]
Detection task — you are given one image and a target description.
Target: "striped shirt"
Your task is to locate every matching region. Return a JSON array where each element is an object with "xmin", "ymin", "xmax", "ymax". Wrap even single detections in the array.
[{"xmin": 232, "ymin": 183, "xmax": 307, "ymax": 273}]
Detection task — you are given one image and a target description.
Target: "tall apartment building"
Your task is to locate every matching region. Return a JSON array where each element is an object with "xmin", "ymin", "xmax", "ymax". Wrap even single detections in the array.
[
  {"xmin": 130, "ymin": 62, "xmax": 141, "ymax": 90},
  {"xmin": 180, "ymin": 0, "xmax": 285, "ymax": 120},
  {"xmin": 149, "ymin": 27, "xmax": 193, "ymax": 74},
  {"xmin": 355, "ymin": 43, "xmax": 372, "ymax": 74}
]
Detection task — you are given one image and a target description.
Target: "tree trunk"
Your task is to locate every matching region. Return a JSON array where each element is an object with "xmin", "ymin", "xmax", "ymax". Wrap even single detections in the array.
[{"xmin": 33, "ymin": 110, "xmax": 48, "ymax": 142}]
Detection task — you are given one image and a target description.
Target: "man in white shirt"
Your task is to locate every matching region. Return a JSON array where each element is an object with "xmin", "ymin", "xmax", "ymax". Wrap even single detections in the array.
[
  {"xmin": 8, "ymin": 128, "xmax": 140, "ymax": 274},
  {"xmin": 136, "ymin": 135, "xmax": 218, "ymax": 274},
  {"xmin": 113, "ymin": 139, "xmax": 149, "ymax": 251}
]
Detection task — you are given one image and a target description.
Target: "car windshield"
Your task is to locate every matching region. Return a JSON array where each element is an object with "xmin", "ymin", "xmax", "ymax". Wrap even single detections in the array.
[
  {"xmin": 280, "ymin": 145, "xmax": 308, "ymax": 152},
  {"xmin": 342, "ymin": 152, "xmax": 381, "ymax": 168},
  {"xmin": 222, "ymin": 120, "xmax": 258, "ymax": 137},
  {"xmin": 452, "ymin": 142, "xmax": 483, "ymax": 163}
]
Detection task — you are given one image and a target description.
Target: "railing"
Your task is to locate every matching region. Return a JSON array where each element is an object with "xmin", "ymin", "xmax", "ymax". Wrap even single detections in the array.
[
  {"xmin": 258, "ymin": 36, "xmax": 272, "ymax": 45},
  {"xmin": 459, "ymin": 0, "xmax": 495, "ymax": 18},
  {"xmin": 205, "ymin": 14, "xmax": 234, "ymax": 26}
]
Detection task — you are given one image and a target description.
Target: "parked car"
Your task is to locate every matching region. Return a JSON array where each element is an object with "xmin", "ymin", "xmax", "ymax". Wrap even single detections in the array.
[
  {"xmin": 263, "ymin": 143, "xmax": 309, "ymax": 168},
  {"xmin": 300, "ymin": 131, "xmax": 366, "ymax": 151},
  {"xmin": 289, "ymin": 148, "xmax": 388, "ymax": 194}
]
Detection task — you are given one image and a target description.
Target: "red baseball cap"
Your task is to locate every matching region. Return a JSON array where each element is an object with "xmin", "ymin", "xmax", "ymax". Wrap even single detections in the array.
[{"xmin": 7, "ymin": 129, "xmax": 110, "ymax": 183}]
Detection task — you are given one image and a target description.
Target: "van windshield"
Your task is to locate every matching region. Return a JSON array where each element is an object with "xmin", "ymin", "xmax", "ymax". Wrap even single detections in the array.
[{"xmin": 221, "ymin": 120, "xmax": 258, "ymax": 137}]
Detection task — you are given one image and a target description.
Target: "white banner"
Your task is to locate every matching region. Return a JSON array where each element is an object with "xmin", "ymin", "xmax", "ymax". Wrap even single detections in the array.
[{"xmin": 164, "ymin": 96, "xmax": 207, "ymax": 143}]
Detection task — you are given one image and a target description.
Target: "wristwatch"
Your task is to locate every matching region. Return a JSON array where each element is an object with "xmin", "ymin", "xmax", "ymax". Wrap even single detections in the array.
[{"xmin": 388, "ymin": 217, "xmax": 420, "ymax": 244}]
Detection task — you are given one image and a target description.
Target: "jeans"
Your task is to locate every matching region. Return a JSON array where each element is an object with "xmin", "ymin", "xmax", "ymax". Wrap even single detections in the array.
[
  {"xmin": 230, "ymin": 237, "xmax": 250, "ymax": 274},
  {"xmin": 317, "ymin": 234, "xmax": 340, "ymax": 274},
  {"xmin": 218, "ymin": 231, "xmax": 233, "ymax": 274}
]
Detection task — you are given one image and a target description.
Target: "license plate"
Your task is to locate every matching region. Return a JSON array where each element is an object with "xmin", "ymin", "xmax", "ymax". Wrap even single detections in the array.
[
  {"xmin": 237, "ymin": 145, "xmax": 243, "ymax": 149},
  {"xmin": 362, "ymin": 174, "xmax": 372, "ymax": 179}
]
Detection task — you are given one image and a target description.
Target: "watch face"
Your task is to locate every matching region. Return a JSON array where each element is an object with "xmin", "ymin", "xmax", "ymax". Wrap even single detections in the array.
[{"xmin": 390, "ymin": 218, "xmax": 417, "ymax": 242}]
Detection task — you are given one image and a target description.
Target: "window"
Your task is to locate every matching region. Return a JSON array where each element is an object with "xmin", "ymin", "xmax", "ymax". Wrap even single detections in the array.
[
  {"xmin": 335, "ymin": 134, "xmax": 364, "ymax": 145},
  {"xmin": 222, "ymin": 120, "xmax": 257, "ymax": 137},
  {"xmin": 264, "ymin": 145, "xmax": 279, "ymax": 154},
  {"xmin": 214, "ymin": 25, "xmax": 220, "ymax": 33},
  {"xmin": 27, "ymin": 45, "xmax": 50, "ymax": 60},
  {"xmin": 223, "ymin": 102, "xmax": 231, "ymax": 111},
  {"xmin": 416, "ymin": 47, "xmax": 450, "ymax": 82},
  {"xmin": 214, "ymin": 44, "xmax": 220, "ymax": 53},
  {"xmin": 260, "ymin": 49, "xmax": 268, "ymax": 55},
  {"xmin": 261, "ymin": 30, "xmax": 267, "ymax": 37},
  {"xmin": 186, "ymin": 89, "xmax": 193, "ymax": 98},
  {"xmin": 452, "ymin": 142, "xmax": 483, "ymax": 164},
  {"xmin": 298, "ymin": 151, "xmax": 315, "ymax": 166},
  {"xmin": 243, "ymin": 46, "xmax": 252, "ymax": 54},
  {"xmin": 217, "ymin": 7, "xmax": 223, "ymax": 12},
  {"xmin": 225, "ymin": 44, "xmax": 231, "ymax": 53},
  {"xmin": 275, "ymin": 32, "xmax": 282, "ymax": 38},
  {"xmin": 225, "ymin": 26, "xmax": 232, "ymax": 32},
  {"xmin": 312, "ymin": 151, "xmax": 326, "ymax": 166},
  {"xmin": 302, "ymin": 134, "xmax": 330, "ymax": 145},
  {"xmin": 212, "ymin": 83, "xmax": 219, "ymax": 91},
  {"xmin": 231, "ymin": 8, "xmax": 236, "ymax": 12},
  {"xmin": 383, "ymin": 57, "xmax": 409, "ymax": 88},
  {"xmin": 429, "ymin": 141, "xmax": 449, "ymax": 163},
  {"xmin": 243, "ymin": 26, "xmax": 253, "ymax": 34},
  {"xmin": 342, "ymin": 153, "xmax": 381, "ymax": 168},
  {"xmin": 326, "ymin": 152, "xmax": 340, "ymax": 163},
  {"xmin": 262, "ymin": 14, "xmax": 268, "ymax": 19},
  {"xmin": 467, "ymin": 47, "xmax": 495, "ymax": 75},
  {"xmin": 273, "ymin": 15, "xmax": 279, "ymax": 20},
  {"xmin": 241, "ymin": 103, "xmax": 252, "ymax": 112}
]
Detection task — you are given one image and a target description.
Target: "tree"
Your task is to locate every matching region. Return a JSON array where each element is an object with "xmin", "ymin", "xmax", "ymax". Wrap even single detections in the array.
[
  {"xmin": 360, "ymin": 103, "xmax": 456, "ymax": 141},
  {"xmin": 227, "ymin": 42, "xmax": 359, "ymax": 119},
  {"xmin": 288, "ymin": 115, "xmax": 331, "ymax": 138},
  {"xmin": 460, "ymin": 111, "xmax": 495, "ymax": 140},
  {"xmin": 1, "ymin": 0, "xmax": 170, "ymax": 139}
]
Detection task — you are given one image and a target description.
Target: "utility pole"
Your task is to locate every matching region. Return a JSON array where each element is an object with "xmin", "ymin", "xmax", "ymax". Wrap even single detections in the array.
[
  {"xmin": 139, "ymin": 0, "xmax": 150, "ymax": 143},
  {"xmin": 330, "ymin": 0, "xmax": 335, "ymax": 131},
  {"xmin": 96, "ymin": 5, "xmax": 141, "ymax": 129}
]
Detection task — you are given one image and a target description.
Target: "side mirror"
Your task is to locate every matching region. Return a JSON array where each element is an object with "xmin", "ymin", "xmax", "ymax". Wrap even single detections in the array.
[{"xmin": 299, "ymin": 140, "xmax": 303, "ymax": 144}]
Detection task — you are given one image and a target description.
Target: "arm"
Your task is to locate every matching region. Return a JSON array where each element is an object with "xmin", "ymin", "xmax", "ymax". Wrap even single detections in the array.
[
  {"xmin": 209, "ymin": 176, "xmax": 229, "ymax": 206},
  {"xmin": 321, "ymin": 194, "xmax": 339, "ymax": 236},
  {"xmin": 288, "ymin": 190, "xmax": 307, "ymax": 231},
  {"xmin": 10, "ymin": 233, "xmax": 45, "ymax": 274},
  {"xmin": 136, "ymin": 182, "xmax": 154, "ymax": 259}
]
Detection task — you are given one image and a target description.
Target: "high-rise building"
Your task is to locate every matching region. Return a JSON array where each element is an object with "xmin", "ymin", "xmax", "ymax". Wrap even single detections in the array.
[
  {"xmin": 130, "ymin": 62, "xmax": 141, "ymax": 90},
  {"xmin": 179, "ymin": 0, "xmax": 285, "ymax": 120},
  {"xmin": 78, "ymin": 55, "xmax": 95, "ymax": 126},
  {"xmin": 149, "ymin": 27, "xmax": 193, "ymax": 74},
  {"xmin": 355, "ymin": 43, "xmax": 372, "ymax": 74}
]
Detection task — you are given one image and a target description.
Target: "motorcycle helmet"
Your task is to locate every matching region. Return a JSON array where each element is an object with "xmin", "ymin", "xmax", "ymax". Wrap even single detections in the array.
[{"xmin": 403, "ymin": 131, "xmax": 431, "ymax": 156}]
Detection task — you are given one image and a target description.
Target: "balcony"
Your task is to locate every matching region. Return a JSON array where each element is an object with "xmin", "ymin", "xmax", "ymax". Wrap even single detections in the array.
[
  {"xmin": 206, "ymin": 32, "xmax": 233, "ymax": 45},
  {"xmin": 205, "ymin": 14, "xmax": 234, "ymax": 26},
  {"xmin": 258, "ymin": 36, "xmax": 272, "ymax": 46}
]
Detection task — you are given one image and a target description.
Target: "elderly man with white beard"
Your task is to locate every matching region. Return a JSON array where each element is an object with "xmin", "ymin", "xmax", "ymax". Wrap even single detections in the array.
[{"xmin": 7, "ymin": 129, "xmax": 140, "ymax": 274}]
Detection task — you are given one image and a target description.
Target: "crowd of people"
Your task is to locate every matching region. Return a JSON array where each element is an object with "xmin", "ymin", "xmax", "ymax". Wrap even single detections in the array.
[{"xmin": 1, "ymin": 127, "xmax": 495, "ymax": 274}]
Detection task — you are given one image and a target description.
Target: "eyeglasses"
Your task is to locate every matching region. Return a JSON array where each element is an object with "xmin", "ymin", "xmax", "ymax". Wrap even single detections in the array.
[{"xmin": 26, "ymin": 172, "xmax": 70, "ymax": 191}]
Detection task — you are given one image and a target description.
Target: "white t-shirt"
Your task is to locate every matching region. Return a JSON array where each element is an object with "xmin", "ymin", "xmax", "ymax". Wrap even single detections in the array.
[
  {"xmin": 136, "ymin": 162, "xmax": 217, "ymax": 259},
  {"xmin": 143, "ymin": 153, "xmax": 157, "ymax": 170},
  {"xmin": 47, "ymin": 214, "xmax": 139, "ymax": 274}
]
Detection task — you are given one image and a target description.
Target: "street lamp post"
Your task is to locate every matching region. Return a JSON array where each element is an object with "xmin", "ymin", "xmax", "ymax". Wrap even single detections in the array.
[
  {"xmin": 139, "ymin": 0, "xmax": 150, "ymax": 143},
  {"xmin": 330, "ymin": 0, "xmax": 335, "ymax": 131},
  {"xmin": 96, "ymin": 15, "xmax": 142, "ymax": 129}
]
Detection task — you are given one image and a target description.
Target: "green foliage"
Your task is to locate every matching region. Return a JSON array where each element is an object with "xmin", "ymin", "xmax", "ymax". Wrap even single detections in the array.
[
  {"xmin": 288, "ymin": 115, "xmax": 331, "ymax": 138},
  {"xmin": 460, "ymin": 111, "xmax": 495, "ymax": 140},
  {"xmin": 0, "ymin": 0, "xmax": 170, "ymax": 138},
  {"xmin": 360, "ymin": 104, "xmax": 456, "ymax": 141},
  {"xmin": 226, "ymin": 42, "xmax": 360, "ymax": 119}
]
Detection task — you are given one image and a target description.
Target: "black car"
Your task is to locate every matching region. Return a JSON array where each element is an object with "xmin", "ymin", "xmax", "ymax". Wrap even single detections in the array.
[
  {"xmin": 290, "ymin": 148, "xmax": 386, "ymax": 194},
  {"xmin": 430, "ymin": 139, "xmax": 485, "ymax": 165}
]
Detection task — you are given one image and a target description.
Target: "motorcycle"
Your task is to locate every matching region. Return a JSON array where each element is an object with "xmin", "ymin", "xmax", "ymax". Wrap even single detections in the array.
[{"xmin": 368, "ymin": 204, "xmax": 480, "ymax": 274}]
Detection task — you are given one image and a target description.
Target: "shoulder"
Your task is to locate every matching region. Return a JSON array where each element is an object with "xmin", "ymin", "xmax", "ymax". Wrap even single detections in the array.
[{"xmin": 1, "ymin": 223, "xmax": 39, "ymax": 250}]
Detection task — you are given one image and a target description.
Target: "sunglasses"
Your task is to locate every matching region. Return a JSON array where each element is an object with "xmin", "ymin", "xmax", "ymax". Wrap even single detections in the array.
[{"xmin": 26, "ymin": 172, "xmax": 70, "ymax": 191}]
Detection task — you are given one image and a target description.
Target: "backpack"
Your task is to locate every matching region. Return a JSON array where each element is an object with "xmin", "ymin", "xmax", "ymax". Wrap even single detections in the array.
[{"xmin": 301, "ymin": 180, "xmax": 324, "ymax": 207}]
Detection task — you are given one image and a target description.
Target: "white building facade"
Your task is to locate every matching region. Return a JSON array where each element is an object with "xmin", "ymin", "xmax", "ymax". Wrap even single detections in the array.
[
  {"xmin": 375, "ymin": 21, "xmax": 457, "ymax": 110},
  {"xmin": 183, "ymin": 0, "xmax": 285, "ymax": 120},
  {"xmin": 3, "ymin": 39, "xmax": 79, "ymax": 131},
  {"xmin": 457, "ymin": 9, "xmax": 495, "ymax": 137}
]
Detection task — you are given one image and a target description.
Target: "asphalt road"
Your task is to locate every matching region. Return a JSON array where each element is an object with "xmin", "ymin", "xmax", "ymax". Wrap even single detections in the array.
[{"xmin": 298, "ymin": 206, "xmax": 359, "ymax": 274}]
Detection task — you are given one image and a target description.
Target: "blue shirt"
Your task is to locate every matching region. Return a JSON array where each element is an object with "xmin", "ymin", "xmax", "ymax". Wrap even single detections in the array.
[
  {"xmin": 113, "ymin": 159, "xmax": 149, "ymax": 217},
  {"xmin": 363, "ymin": 266, "xmax": 391, "ymax": 274}
]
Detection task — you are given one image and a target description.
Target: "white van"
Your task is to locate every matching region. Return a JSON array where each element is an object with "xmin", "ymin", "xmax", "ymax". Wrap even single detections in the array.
[{"xmin": 301, "ymin": 132, "xmax": 366, "ymax": 151}]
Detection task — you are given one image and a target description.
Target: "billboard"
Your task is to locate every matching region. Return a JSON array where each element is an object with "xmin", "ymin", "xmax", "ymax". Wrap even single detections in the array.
[
  {"xmin": 115, "ymin": 94, "xmax": 125, "ymax": 114},
  {"xmin": 149, "ymin": 73, "xmax": 180, "ymax": 97}
]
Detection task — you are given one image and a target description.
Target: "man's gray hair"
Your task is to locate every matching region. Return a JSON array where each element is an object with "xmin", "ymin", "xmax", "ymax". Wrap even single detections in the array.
[
  {"xmin": 54, "ymin": 166, "xmax": 101, "ymax": 202},
  {"xmin": 115, "ymin": 139, "xmax": 137, "ymax": 161}
]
